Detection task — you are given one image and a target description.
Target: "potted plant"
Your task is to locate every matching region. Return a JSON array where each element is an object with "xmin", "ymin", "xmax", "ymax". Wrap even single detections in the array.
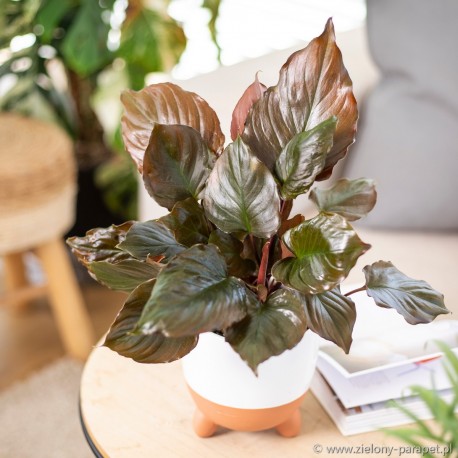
[{"xmin": 68, "ymin": 19, "xmax": 448, "ymax": 438}]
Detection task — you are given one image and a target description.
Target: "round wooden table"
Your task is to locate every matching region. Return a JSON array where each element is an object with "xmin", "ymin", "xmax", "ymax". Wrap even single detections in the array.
[{"xmin": 79, "ymin": 345, "xmax": 400, "ymax": 457}]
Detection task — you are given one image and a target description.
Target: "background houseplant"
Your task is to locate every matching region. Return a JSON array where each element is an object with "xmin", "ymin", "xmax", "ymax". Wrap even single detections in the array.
[
  {"xmin": 68, "ymin": 18, "xmax": 448, "ymax": 374},
  {"xmin": 0, "ymin": 0, "xmax": 219, "ymax": 227}
]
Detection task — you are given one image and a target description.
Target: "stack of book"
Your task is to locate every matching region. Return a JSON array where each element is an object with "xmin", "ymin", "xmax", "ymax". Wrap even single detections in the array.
[{"xmin": 310, "ymin": 292, "xmax": 458, "ymax": 436}]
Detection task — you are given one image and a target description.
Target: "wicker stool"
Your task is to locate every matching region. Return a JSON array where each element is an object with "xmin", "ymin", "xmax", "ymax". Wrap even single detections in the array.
[{"xmin": 0, "ymin": 113, "xmax": 94, "ymax": 360}]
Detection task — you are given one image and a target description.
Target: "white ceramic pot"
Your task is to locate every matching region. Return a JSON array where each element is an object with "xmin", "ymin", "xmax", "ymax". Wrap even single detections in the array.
[{"xmin": 182, "ymin": 330, "xmax": 319, "ymax": 437}]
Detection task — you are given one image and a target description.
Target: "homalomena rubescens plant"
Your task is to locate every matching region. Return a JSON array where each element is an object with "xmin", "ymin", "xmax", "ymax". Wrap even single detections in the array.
[{"xmin": 68, "ymin": 20, "xmax": 448, "ymax": 373}]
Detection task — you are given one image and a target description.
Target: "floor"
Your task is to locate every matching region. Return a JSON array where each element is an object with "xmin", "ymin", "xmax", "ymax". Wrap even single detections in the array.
[{"xmin": 0, "ymin": 281, "xmax": 126, "ymax": 391}]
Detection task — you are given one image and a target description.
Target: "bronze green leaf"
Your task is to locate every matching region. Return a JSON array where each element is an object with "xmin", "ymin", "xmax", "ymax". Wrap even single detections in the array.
[
  {"xmin": 275, "ymin": 116, "xmax": 337, "ymax": 199},
  {"xmin": 301, "ymin": 288, "xmax": 356, "ymax": 353},
  {"xmin": 121, "ymin": 82, "xmax": 224, "ymax": 171},
  {"xmin": 104, "ymin": 280, "xmax": 198, "ymax": 363},
  {"xmin": 67, "ymin": 222, "xmax": 133, "ymax": 266},
  {"xmin": 117, "ymin": 219, "xmax": 185, "ymax": 261},
  {"xmin": 242, "ymin": 18, "xmax": 357, "ymax": 178},
  {"xmin": 203, "ymin": 137, "xmax": 281, "ymax": 238},
  {"xmin": 272, "ymin": 213, "xmax": 370, "ymax": 294},
  {"xmin": 143, "ymin": 124, "xmax": 215, "ymax": 210},
  {"xmin": 364, "ymin": 261, "xmax": 448, "ymax": 324},
  {"xmin": 136, "ymin": 244, "xmax": 258, "ymax": 337},
  {"xmin": 89, "ymin": 259, "xmax": 162, "ymax": 292},
  {"xmin": 225, "ymin": 288, "xmax": 307, "ymax": 373},
  {"xmin": 309, "ymin": 178, "xmax": 377, "ymax": 221}
]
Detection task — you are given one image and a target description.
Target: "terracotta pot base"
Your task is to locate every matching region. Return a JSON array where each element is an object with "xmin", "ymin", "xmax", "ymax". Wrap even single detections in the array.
[{"xmin": 187, "ymin": 385, "xmax": 305, "ymax": 438}]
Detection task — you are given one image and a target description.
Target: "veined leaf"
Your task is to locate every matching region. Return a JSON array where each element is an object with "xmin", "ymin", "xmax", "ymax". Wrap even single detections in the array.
[
  {"xmin": 230, "ymin": 73, "xmax": 267, "ymax": 140},
  {"xmin": 89, "ymin": 259, "xmax": 162, "ymax": 292},
  {"xmin": 143, "ymin": 124, "xmax": 215, "ymax": 210},
  {"xmin": 136, "ymin": 244, "xmax": 257, "ymax": 337},
  {"xmin": 242, "ymin": 18, "xmax": 357, "ymax": 177},
  {"xmin": 272, "ymin": 213, "xmax": 370, "ymax": 294},
  {"xmin": 276, "ymin": 117, "xmax": 337, "ymax": 199},
  {"xmin": 121, "ymin": 82, "xmax": 224, "ymax": 171},
  {"xmin": 203, "ymin": 137, "xmax": 281, "ymax": 238},
  {"xmin": 208, "ymin": 229, "xmax": 256, "ymax": 277},
  {"xmin": 364, "ymin": 261, "xmax": 448, "ymax": 324},
  {"xmin": 301, "ymin": 288, "xmax": 356, "ymax": 353},
  {"xmin": 309, "ymin": 178, "xmax": 377, "ymax": 221},
  {"xmin": 160, "ymin": 198, "xmax": 211, "ymax": 247},
  {"xmin": 225, "ymin": 288, "xmax": 307, "ymax": 373},
  {"xmin": 117, "ymin": 219, "xmax": 185, "ymax": 261},
  {"xmin": 67, "ymin": 222, "xmax": 133, "ymax": 266},
  {"xmin": 104, "ymin": 280, "xmax": 197, "ymax": 363}
]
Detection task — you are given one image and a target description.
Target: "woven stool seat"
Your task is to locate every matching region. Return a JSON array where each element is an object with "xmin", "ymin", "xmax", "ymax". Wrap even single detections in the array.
[
  {"xmin": 0, "ymin": 113, "xmax": 94, "ymax": 360},
  {"xmin": 0, "ymin": 113, "xmax": 76, "ymax": 253}
]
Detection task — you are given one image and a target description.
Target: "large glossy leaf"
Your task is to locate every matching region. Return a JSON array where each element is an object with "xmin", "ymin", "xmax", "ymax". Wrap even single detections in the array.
[
  {"xmin": 89, "ymin": 259, "xmax": 162, "ymax": 292},
  {"xmin": 275, "ymin": 117, "xmax": 337, "ymax": 199},
  {"xmin": 117, "ymin": 220, "xmax": 185, "ymax": 261},
  {"xmin": 272, "ymin": 213, "xmax": 370, "ymax": 294},
  {"xmin": 230, "ymin": 73, "xmax": 267, "ymax": 140},
  {"xmin": 242, "ymin": 19, "xmax": 357, "ymax": 177},
  {"xmin": 143, "ymin": 124, "xmax": 215, "ymax": 210},
  {"xmin": 160, "ymin": 198, "xmax": 211, "ymax": 247},
  {"xmin": 310, "ymin": 178, "xmax": 377, "ymax": 221},
  {"xmin": 208, "ymin": 229, "xmax": 257, "ymax": 277},
  {"xmin": 136, "ymin": 244, "xmax": 257, "ymax": 337},
  {"xmin": 36, "ymin": 0, "xmax": 73, "ymax": 43},
  {"xmin": 203, "ymin": 137, "xmax": 281, "ymax": 238},
  {"xmin": 363, "ymin": 261, "xmax": 448, "ymax": 324},
  {"xmin": 301, "ymin": 288, "xmax": 356, "ymax": 353},
  {"xmin": 121, "ymin": 82, "xmax": 224, "ymax": 171},
  {"xmin": 61, "ymin": 0, "xmax": 112, "ymax": 76},
  {"xmin": 225, "ymin": 289, "xmax": 307, "ymax": 372},
  {"xmin": 67, "ymin": 222, "xmax": 133, "ymax": 266},
  {"xmin": 104, "ymin": 280, "xmax": 198, "ymax": 363}
]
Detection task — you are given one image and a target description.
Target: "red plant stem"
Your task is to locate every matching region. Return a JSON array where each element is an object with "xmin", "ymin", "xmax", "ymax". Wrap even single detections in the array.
[
  {"xmin": 344, "ymin": 285, "xmax": 367, "ymax": 297},
  {"xmin": 256, "ymin": 240, "xmax": 271, "ymax": 286}
]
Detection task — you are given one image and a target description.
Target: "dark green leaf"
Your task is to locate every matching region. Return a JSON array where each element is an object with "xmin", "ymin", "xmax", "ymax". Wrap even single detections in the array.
[
  {"xmin": 208, "ymin": 229, "xmax": 256, "ymax": 277},
  {"xmin": 143, "ymin": 124, "xmax": 215, "ymax": 210},
  {"xmin": 225, "ymin": 288, "xmax": 307, "ymax": 372},
  {"xmin": 242, "ymin": 19, "xmax": 357, "ymax": 178},
  {"xmin": 309, "ymin": 178, "xmax": 377, "ymax": 221},
  {"xmin": 61, "ymin": 0, "xmax": 112, "ymax": 76},
  {"xmin": 364, "ymin": 261, "xmax": 448, "ymax": 324},
  {"xmin": 66, "ymin": 222, "xmax": 133, "ymax": 266},
  {"xmin": 104, "ymin": 280, "xmax": 197, "ymax": 363},
  {"xmin": 275, "ymin": 117, "xmax": 337, "ymax": 199},
  {"xmin": 136, "ymin": 244, "xmax": 257, "ymax": 337},
  {"xmin": 121, "ymin": 82, "xmax": 224, "ymax": 171},
  {"xmin": 203, "ymin": 137, "xmax": 281, "ymax": 238},
  {"xmin": 117, "ymin": 220, "xmax": 185, "ymax": 261},
  {"xmin": 301, "ymin": 288, "xmax": 356, "ymax": 353},
  {"xmin": 89, "ymin": 259, "xmax": 162, "ymax": 292},
  {"xmin": 36, "ymin": 0, "xmax": 73, "ymax": 43},
  {"xmin": 272, "ymin": 213, "xmax": 370, "ymax": 294},
  {"xmin": 160, "ymin": 198, "xmax": 211, "ymax": 246}
]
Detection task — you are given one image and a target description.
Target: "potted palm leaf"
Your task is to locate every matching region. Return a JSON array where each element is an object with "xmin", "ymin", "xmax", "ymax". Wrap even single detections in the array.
[{"xmin": 68, "ymin": 19, "xmax": 448, "ymax": 437}]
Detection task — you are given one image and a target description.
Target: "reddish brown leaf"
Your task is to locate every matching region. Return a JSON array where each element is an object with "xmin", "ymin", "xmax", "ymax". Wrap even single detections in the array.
[
  {"xmin": 242, "ymin": 18, "xmax": 357, "ymax": 178},
  {"xmin": 121, "ymin": 82, "xmax": 225, "ymax": 171},
  {"xmin": 230, "ymin": 72, "xmax": 267, "ymax": 140}
]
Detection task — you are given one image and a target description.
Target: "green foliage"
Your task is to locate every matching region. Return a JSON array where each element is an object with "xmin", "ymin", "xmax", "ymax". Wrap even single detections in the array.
[
  {"xmin": 386, "ymin": 343, "xmax": 458, "ymax": 458},
  {"xmin": 67, "ymin": 19, "xmax": 448, "ymax": 372}
]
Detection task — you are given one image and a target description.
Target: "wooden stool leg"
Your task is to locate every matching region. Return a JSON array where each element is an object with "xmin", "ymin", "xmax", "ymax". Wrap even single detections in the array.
[
  {"xmin": 35, "ymin": 239, "xmax": 94, "ymax": 360},
  {"xmin": 3, "ymin": 252, "xmax": 29, "ymax": 309}
]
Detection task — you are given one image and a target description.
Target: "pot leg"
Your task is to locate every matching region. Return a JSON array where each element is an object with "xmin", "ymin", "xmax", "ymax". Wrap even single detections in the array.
[
  {"xmin": 275, "ymin": 408, "xmax": 301, "ymax": 438},
  {"xmin": 193, "ymin": 409, "xmax": 217, "ymax": 438}
]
